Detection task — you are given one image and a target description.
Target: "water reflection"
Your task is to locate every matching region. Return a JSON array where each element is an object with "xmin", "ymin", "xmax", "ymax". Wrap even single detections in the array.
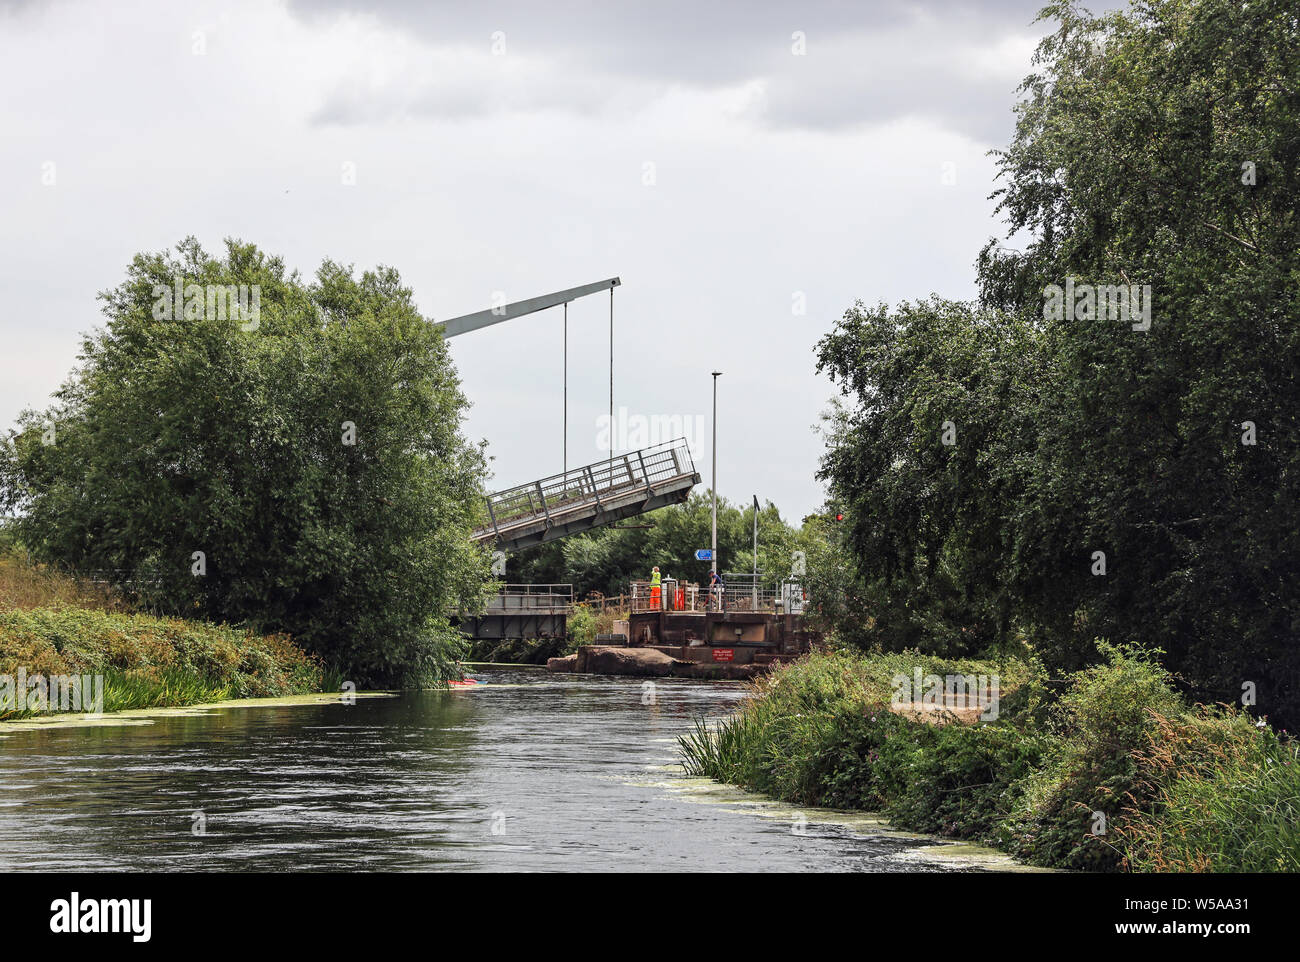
[{"xmin": 0, "ymin": 669, "xmax": 996, "ymax": 872}]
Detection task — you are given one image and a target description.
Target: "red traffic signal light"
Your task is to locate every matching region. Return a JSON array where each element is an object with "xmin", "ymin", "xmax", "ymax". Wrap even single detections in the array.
[{"xmin": 835, "ymin": 512, "xmax": 844, "ymax": 522}]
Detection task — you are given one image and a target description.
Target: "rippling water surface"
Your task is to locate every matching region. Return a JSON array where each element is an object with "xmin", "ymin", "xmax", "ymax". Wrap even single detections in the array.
[{"xmin": 0, "ymin": 668, "xmax": 1012, "ymax": 872}]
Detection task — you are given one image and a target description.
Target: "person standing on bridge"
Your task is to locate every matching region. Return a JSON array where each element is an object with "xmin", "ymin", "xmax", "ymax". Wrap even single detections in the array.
[
  {"xmin": 710, "ymin": 571, "xmax": 725, "ymax": 612},
  {"xmin": 649, "ymin": 566, "xmax": 662, "ymax": 610}
]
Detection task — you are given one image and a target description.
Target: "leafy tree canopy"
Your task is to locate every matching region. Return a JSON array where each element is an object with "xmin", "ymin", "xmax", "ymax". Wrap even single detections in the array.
[
  {"xmin": 0, "ymin": 237, "xmax": 490, "ymax": 685},
  {"xmin": 509, "ymin": 491, "xmax": 812, "ymax": 598},
  {"xmin": 817, "ymin": 0, "xmax": 1300, "ymax": 725}
]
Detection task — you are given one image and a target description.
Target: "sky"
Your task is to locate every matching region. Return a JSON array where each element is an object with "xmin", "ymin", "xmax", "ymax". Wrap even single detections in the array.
[{"xmin": 0, "ymin": 0, "xmax": 1070, "ymax": 524}]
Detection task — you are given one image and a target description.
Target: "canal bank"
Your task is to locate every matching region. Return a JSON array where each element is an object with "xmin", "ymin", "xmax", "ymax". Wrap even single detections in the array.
[
  {"xmin": 0, "ymin": 691, "xmax": 396, "ymax": 736},
  {"xmin": 680, "ymin": 648, "xmax": 1300, "ymax": 873},
  {"xmin": 0, "ymin": 582, "xmax": 326, "ymax": 721},
  {"xmin": 0, "ymin": 667, "xmax": 1019, "ymax": 872}
]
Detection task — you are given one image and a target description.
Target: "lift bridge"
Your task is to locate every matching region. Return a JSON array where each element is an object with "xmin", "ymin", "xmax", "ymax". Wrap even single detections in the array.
[
  {"xmin": 437, "ymin": 278, "xmax": 702, "ymax": 639},
  {"xmin": 459, "ymin": 438, "xmax": 700, "ymax": 640},
  {"xmin": 471, "ymin": 438, "xmax": 699, "ymax": 551}
]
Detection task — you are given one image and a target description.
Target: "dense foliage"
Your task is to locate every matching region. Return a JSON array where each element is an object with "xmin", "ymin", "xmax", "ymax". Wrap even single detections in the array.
[
  {"xmin": 0, "ymin": 238, "xmax": 490, "ymax": 685},
  {"xmin": 0, "ymin": 605, "xmax": 323, "ymax": 719},
  {"xmin": 681, "ymin": 646, "xmax": 1300, "ymax": 872},
  {"xmin": 816, "ymin": 0, "xmax": 1300, "ymax": 726},
  {"xmin": 0, "ymin": 550, "xmax": 325, "ymax": 717},
  {"xmin": 508, "ymin": 491, "xmax": 811, "ymax": 598}
]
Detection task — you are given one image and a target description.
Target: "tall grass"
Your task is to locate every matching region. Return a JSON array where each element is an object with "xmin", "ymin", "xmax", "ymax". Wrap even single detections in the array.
[
  {"xmin": 680, "ymin": 648, "xmax": 1042, "ymax": 822},
  {"xmin": 998, "ymin": 642, "xmax": 1185, "ymax": 869},
  {"xmin": 0, "ymin": 554, "xmax": 123, "ymax": 611},
  {"xmin": 682, "ymin": 644, "xmax": 1300, "ymax": 872},
  {"xmin": 1113, "ymin": 710, "xmax": 1300, "ymax": 872},
  {"xmin": 0, "ymin": 552, "xmax": 323, "ymax": 719}
]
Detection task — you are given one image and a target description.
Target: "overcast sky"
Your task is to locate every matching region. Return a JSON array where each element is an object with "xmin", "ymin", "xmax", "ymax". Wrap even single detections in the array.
[{"xmin": 1, "ymin": 0, "xmax": 1071, "ymax": 524}]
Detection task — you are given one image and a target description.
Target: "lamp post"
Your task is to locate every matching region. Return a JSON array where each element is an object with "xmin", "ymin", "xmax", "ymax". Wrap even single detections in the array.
[{"xmin": 711, "ymin": 371, "xmax": 721, "ymax": 582}]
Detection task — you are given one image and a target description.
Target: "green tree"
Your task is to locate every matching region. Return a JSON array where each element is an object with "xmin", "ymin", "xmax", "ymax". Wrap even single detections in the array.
[
  {"xmin": 502, "ymin": 490, "xmax": 809, "ymax": 599},
  {"xmin": 817, "ymin": 0, "xmax": 1300, "ymax": 724},
  {"xmin": 979, "ymin": 0, "xmax": 1300, "ymax": 714},
  {"xmin": 0, "ymin": 237, "xmax": 490, "ymax": 685},
  {"xmin": 816, "ymin": 300, "xmax": 1043, "ymax": 656}
]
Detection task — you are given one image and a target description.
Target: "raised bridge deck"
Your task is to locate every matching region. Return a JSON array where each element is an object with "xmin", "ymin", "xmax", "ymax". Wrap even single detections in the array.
[{"xmin": 472, "ymin": 438, "xmax": 701, "ymax": 551}]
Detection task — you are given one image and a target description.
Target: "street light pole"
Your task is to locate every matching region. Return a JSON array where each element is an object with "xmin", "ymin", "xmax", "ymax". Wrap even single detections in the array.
[
  {"xmin": 563, "ymin": 301, "xmax": 567, "ymax": 474},
  {"xmin": 711, "ymin": 371, "xmax": 721, "ymax": 581}
]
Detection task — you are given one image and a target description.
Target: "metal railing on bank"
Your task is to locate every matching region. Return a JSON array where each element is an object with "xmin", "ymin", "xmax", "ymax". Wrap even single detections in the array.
[
  {"xmin": 627, "ymin": 575, "xmax": 806, "ymax": 614},
  {"xmin": 577, "ymin": 593, "xmax": 631, "ymax": 613}
]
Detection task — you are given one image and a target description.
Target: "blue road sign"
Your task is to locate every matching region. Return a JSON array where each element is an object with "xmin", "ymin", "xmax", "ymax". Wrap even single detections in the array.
[{"xmin": 694, "ymin": 549, "xmax": 713, "ymax": 561}]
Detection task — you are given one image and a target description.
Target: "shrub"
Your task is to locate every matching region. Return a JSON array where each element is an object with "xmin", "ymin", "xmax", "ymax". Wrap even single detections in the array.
[
  {"xmin": 1001, "ymin": 641, "xmax": 1183, "ymax": 870},
  {"xmin": 682, "ymin": 643, "xmax": 1297, "ymax": 871},
  {"xmin": 680, "ymin": 648, "xmax": 1042, "ymax": 841},
  {"xmin": 1114, "ymin": 710, "xmax": 1300, "ymax": 872},
  {"xmin": 0, "ymin": 604, "xmax": 322, "ymax": 718},
  {"xmin": 565, "ymin": 606, "xmax": 598, "ymax": 652}
]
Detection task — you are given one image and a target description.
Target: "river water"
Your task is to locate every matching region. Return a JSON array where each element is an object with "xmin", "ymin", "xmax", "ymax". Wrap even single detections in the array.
[{"xmin": 0, "ymin": 668, "xmax": 1018, "ymax": 872}]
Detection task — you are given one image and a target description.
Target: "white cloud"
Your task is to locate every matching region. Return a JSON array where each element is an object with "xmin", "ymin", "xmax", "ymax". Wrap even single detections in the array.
[{"xmin": 0, "ymin": 0, "xmax": 1036, "ymax": 522}]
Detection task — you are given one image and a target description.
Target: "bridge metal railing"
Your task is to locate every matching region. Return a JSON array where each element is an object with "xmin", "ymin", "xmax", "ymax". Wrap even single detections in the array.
[
  {"xmin": 483, "ymin": 583, "xmax": 574, "ymax": 613},
  {"xmin": 479, "ymin": 438, "xmax": 696, "ymax": 540},
  {"xmin": 629, "ymin": 579, "xmax": 701, "ymax": 613},
  {"xmin": 627, "ymin": 575, "xmax": 806, "ymax": 614}
]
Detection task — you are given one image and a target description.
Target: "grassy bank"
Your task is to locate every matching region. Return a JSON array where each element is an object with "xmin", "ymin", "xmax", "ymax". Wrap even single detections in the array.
[
  {"xmin": 680, "ymin": 646, "xmax": 1300, "ymax": 872},
  {"xmin": 0, "ymin": 555, "xmax": 323, "ymax": 719}
]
